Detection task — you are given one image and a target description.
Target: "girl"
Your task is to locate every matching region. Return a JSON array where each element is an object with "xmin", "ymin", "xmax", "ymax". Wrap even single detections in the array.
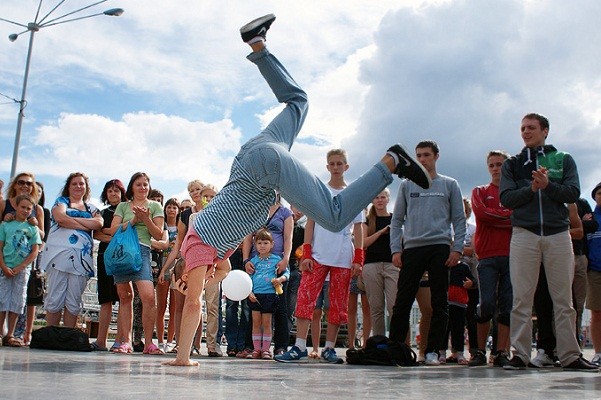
[{"xmin": 246, "ymin": 228, "xmax": 288, "ymax": 359}]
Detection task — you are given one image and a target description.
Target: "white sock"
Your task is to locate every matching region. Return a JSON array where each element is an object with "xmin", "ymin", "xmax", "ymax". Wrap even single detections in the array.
[
  {"xmin": 386, "ymin": 150, "xmax": 400, "ymax": 166},
  {"xmin": 324, "ymin": 341, "xmax": 335, "ymax": 350},
  {"xmin": 294, "ymin": 338, "xmax": 307, "ymax": 352},
  {"xmin": 247, "ymin": 36, "xmax": 265, "ymax": 45}
]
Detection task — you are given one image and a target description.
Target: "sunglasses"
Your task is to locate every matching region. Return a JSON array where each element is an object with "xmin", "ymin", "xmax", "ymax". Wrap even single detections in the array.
[{"xmin": 17, "ymin": 179, "xmax": 33, "ymax": 187}]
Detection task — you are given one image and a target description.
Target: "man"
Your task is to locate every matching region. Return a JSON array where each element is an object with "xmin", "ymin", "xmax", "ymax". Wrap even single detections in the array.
[
  {"xmin": 166, "ymin": 14, "xmax": 431, "ymax": 367},
  {"xmin": 499, "ymin": 113, "xmax": 597, "ymax": 371},
  {"xmin": 468, "ymin": 150, "xmax": 513, "ymax": 367},
  {"xmin": 388, "ymin": 140, "xmax": 466, "ymax": 366}
]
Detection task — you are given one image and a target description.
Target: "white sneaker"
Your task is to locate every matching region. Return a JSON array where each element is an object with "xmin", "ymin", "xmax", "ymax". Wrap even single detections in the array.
[
  {"xmin": 591, "ymin": 353, "xmax": 601, "ymax": 367},
  {"xmin": 529, "ymin": 349, "xmax": 554, "ymax": 368},
  {"xmin": 425, "ymin": 352, "xmax": 441, "ymax": 366}
]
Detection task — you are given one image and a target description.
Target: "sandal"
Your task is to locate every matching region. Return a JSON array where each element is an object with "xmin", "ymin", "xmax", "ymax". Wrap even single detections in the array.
[
  {"xmin": 143, "ymin": 343, "xmax": 165, "ymax": 355},
  {"xmin": 169, "ymin": 345, "xmax": 179, "ymax": 354},
  {"xmin": 91, "ymin": 341, "xmax": 108, "ymax": 352},
  {"xmin": 113, "ymin": 343, "xmax": 133, "ymax": 354},
  {"xmin": 4, "ymin": 336, "xmax": 23, "ymax": 347},
  {"xmin": 309, "ymin": 350, "xmax": 320, "ymax": 359},
  {"xmin": 190, "ymin": 346, "xmax": 201, "ymax": 356},
  {"xmin": 110, "ymin": 341, "xmax": 122, "ymax": 353}
]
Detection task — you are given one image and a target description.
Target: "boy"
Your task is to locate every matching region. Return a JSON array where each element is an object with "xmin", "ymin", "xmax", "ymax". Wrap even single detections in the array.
[
  {"xmin": 247, "ymin": 228, "xmax": 288, "ymax": 359},
  {"xmin": 167, "ymin": 14, "xmax": 430, "ymax": 367},
  {"xmin": 0, "ymin": 194, "xmax": 42, "ymax": 347},
  {"xmin": 276, "ymin": 149, "xmax": 364, "ymax": 364}
]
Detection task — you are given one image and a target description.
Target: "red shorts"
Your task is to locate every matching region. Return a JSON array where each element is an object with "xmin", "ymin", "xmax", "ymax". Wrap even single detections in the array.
[
  {"xmin": 295, "ymin": 261, "xmax": 352, "ymax": 325},
  {"xmin": 181, "ymin": 229, "xmax": 234, "ymax": 273}
]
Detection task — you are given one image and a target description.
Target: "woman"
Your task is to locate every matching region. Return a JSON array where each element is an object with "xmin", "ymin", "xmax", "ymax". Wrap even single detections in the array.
[
  {"xmin": 361, "ymin": 189, "xmax": 394, "ymax": 338},
  {"xmin": 92, "ymin": 179, "xmax": 127, "ymax": 351},
  {"xmin": 242, "ymin": 193, "xmax": 293, "ymax": 355},
  {"xmin": 22, "ymin": 181, "xmax": 51, "ymax": 345},
  {"xmin": 154, "ymin": 197, "xmax": 180, "ymax": 353},
  {"xmin": 1, "ymin": 173, "xmax": 45, "ymax": 345},
  {"xmin": 41, "ymin": 172, "xmax": 102, "ymax": 328},
  {"xmin": 110, "ymin": 172, "xmax": 164, "ymax": 355}
]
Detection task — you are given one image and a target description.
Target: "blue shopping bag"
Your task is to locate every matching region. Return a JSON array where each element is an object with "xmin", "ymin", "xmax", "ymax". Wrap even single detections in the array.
[{"xmin": 104, "ymin": 224, "xmax": 143, "ymax": 276}]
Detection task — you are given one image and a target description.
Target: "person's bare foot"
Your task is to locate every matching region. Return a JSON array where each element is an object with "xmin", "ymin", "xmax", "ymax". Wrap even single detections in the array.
[{"xmin": 163, "ymin": 358, "xmax": 199, "ymax": 367}]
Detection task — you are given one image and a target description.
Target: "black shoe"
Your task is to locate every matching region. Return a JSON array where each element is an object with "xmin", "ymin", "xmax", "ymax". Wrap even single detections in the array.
[
  {"xmin": 503, "ymin": 356, "xmax": 527, "ymax": 370},
  {"xmin": 240, "ymin": 14, "xmax": 276, "ymax": 43},
  {"xmin": 468, "ymin": 350, "xmax": 487, "ymax": 367},
  {"xmin": 132, "ymin": 341, "xmax": 144, "ymax": 353},
  {"xmin": 562, "ymin": 357, "xmax": 600, "ymax": 372},
  {"xmin": 387, "ymin": 144, "xmax": 431, "ymax": 189},
  {"xmin": 493, "ymin": 351, "xmax": 510, "ymax": 368}
]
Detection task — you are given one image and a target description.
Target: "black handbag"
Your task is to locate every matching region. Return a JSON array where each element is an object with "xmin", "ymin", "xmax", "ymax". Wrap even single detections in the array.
[{"xmin": 27, "ymin": 267, "xmax": 45, "ymax": 299}]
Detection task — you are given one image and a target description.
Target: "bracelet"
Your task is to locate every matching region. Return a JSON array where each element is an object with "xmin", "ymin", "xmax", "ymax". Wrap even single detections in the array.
[
  {"xmin": 353, "ymin": 248, "xmax": 365, "ymax": 266},
  {"xmin": 243, "ymin": 258, "xmax": 252, "ymax": 265}
]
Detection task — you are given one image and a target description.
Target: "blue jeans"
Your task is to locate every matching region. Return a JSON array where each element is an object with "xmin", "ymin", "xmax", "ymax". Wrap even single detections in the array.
[
  {"xmin": 225, "ymin": 250, "xmax": 250, "ymax": 351},
  {"xmin": 476, "ymin": 256, "xmax": 512, "ymax": 326},
  {"xmin": 238, "ymin": 49, "xmax": 394, "ymax": 233}
]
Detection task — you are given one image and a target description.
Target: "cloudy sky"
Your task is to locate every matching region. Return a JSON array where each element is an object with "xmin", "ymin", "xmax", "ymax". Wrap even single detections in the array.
[{"xmin": 1, "ymin": 0, "xmax": 600, "ymax": 209}]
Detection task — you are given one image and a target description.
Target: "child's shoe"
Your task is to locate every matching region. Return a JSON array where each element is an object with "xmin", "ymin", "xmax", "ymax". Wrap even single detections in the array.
[
  {"xmin": 262, "ymin": 350, "xmax": 272, "ymax": 360},
  {"xmin": 248, "ymin": 349, "xmax": 262, "ymax": 359},
  {"xmin": 274, "ymin": 345, "xmax": 308, "ymax": 363},
  {"xmin": 320, "ymin": 347, "xmax": 343, "ymax": 364}
]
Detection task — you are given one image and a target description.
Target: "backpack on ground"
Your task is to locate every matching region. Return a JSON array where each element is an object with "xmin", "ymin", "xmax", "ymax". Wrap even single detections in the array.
[
  {"xmin": 346, "ymin": 335, "xmax": 418, "ymax": 367},
  {"xmin": 30, "ymin": 326, "xmax": 93, "ymax": 352}
]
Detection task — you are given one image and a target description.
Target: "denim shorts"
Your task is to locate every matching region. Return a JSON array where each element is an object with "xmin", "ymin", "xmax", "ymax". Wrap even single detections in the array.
[{"xmin": 113, "ymin": 245, "xmax": 152, "ymax": 284}]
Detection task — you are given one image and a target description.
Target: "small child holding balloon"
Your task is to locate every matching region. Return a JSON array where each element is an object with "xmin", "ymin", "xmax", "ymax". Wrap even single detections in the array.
[{"xmin": 246, "ymin": 228, "xmax": 289, "ymax": 359}]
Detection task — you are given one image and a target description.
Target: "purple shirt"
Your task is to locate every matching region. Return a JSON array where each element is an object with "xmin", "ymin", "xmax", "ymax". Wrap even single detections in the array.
[{"xmin": 250, "ymin": 205, "xmax": 293, "ymax": 258}]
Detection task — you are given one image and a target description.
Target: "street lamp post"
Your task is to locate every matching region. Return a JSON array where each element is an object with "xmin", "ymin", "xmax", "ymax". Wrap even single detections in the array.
[{"xmin": 1, "ymin": 1, "xmax": 124, "ymax": 179}]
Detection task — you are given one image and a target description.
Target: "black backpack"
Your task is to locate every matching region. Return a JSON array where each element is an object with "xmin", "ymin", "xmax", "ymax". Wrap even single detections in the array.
[
  {"xmin": 346, "ymin": 335, "xmax": 418, "ymax": 367},
  {"xmin": 30, "ymin": 326, "xmax": 93, "ymax": 352}
]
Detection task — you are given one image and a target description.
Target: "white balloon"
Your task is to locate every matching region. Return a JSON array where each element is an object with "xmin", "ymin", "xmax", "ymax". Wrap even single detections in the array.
[{"xmin": 222, "ymin": 270, "xmax": 253, "ymax": 301}]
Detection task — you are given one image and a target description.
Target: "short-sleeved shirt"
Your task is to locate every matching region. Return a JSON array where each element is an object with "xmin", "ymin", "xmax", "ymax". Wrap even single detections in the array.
[
  {"xmin": 114, "ymin": 201, "xmax": 164, "ymax": 247},
  {"xmin": 0, "ymin": 220, "xmax": 42, "ymax": 268},
  {"xmin": 312, "ymin": 186, "xmax": 365, "ymax": 268},
  {"xmin": 249, "ymin": 253, "xmax": 285, "ymax": 294}
]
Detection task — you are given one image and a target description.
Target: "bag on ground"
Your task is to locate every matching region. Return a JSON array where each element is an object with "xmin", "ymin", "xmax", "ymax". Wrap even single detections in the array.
[
  {"xmin": 346, "ymin": 335, "xmax": 418, "ymax": 367},
  {"xmin": 30, "ymin": 326, "xmax": 93, "ymax": 352}
]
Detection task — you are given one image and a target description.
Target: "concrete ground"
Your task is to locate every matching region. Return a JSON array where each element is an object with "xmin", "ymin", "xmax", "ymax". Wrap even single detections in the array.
[{"xmin": 0, "ymin": 344, "xmax": 599, "ymax": 399}]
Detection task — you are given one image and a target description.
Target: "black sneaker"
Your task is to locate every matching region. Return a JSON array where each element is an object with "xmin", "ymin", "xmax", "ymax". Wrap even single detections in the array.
[
  {"xmin": 493, "ymin": 351, "xmax": 510, "ymax": 368},
  {"xmin": 387, "ymin": 144, "xmax": 432, "ymax": 189},
  {"xmin": 503, "ymin": 356, "xmax": 527, "ymax": 370},
  {"xmin": 562, "ymin": 357, "xmax": 600, "ymax": 372},
  {"xmin": 468, "ymin": 350, "xmax": 487, "ymax": 367},
  {"xmin": 240, "ymin": 14, "xmax": 276, "ymax": 43}
]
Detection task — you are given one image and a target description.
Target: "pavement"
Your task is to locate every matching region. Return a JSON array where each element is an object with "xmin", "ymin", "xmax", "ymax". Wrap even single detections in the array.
[{"xmin": 1, "ymin": 344, "xmax": 600, "ymax": 399}]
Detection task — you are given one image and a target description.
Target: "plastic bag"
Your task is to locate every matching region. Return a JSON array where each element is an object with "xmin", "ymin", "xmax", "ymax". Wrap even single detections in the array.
[{"xmin": 104, "ymin": 224, "xmax": 143, "ymax": 276}]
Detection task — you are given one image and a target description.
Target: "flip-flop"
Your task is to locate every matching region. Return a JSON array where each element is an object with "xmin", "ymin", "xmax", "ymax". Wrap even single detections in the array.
[
  {"xmin": 109, "ymin": 341, "xmax": 122, "ymax": 352},
  {"xmin": 91, "ymin": 342, "xmax": 108, "ymax": 351},
  {"xmin": 143, "ymin": 343, "xmax": 165, "ymax": 355},
  {"xmin": 113, "ymin": 343, "xmax": 133, "ymax": 354}
]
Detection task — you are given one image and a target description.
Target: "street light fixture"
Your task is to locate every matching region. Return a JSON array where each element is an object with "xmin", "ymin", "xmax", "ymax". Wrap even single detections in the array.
[{"xmin": 1, "ymin": 0, "xmax": 124, "ymax": 179}]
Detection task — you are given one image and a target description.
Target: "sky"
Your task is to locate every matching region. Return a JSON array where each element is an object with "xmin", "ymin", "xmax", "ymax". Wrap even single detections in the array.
[{"xmin": 1, "ymin": 0, "xmax": 601, "ymax": 210}]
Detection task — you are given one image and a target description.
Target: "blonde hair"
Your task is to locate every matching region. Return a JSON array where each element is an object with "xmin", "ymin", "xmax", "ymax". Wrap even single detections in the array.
[{"xmin": 187, "ymin": 179, "xmax": 205, "ymax": 193}]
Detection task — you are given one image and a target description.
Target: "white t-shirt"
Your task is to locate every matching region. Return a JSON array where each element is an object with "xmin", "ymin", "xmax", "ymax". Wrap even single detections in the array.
[{"xmin": 311, "ymin": 186, "xmax": 365, "ymax": 268}]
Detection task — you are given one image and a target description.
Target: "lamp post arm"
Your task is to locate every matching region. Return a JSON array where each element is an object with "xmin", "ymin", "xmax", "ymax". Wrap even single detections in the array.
[{"xmin": 10, "ymin": 28, "xmax": 35, "ymax": 179}]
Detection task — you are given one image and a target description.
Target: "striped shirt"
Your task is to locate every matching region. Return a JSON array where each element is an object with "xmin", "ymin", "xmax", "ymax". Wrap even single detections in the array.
[{"xmin": 193, "ymin": 157, "xmax": 276, "ymax": 258}]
